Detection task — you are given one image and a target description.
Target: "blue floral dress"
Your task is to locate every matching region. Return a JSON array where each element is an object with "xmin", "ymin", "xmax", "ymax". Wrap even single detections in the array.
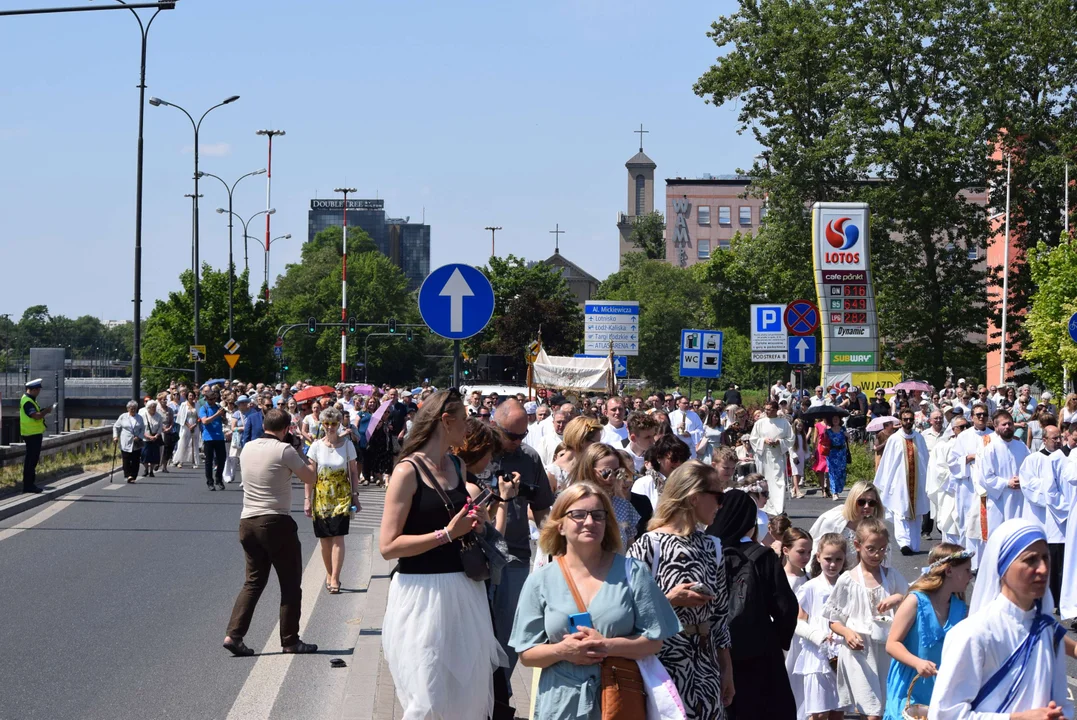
[
  {"xmin": 825, "ymin": 428, "xmax": 848, "ymax": 495},
  {"xmin": 882, "ymin": 591, "xmax": 968, "ymax": 720}
]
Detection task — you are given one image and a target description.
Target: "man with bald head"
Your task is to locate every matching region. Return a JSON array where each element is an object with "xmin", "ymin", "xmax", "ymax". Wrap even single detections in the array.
[{"xmin": 488, "ymin": 399, "xmax": 555, "ymax": 687}]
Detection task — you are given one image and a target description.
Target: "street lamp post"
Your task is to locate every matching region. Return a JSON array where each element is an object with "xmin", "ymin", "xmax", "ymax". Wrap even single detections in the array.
[
  {"xmin": 999, "ymin": 155, "xmax": 1012, "ymax": 387},
  {"xmin": 200, "ymin": 168, "xmax": 266, "ymax": 380},
  {"xmin": 224, "ymin": 208, "xmax": 275, "ymax": 274},
  {"xmin": 149, "ymin": 93, "xmax": 239, "ymax": 386},
  {"xmin": 266, "ymin": 233, "xmax": 292, "ymax": 293},
  {"xmin": 256, "ymin": 129, "xmax": 285, "ymax": 302},
  {"xmin": 335, "ymin": 187, "xmax": 357, "ymax": 383},
  {"xmin": 484, "ymin": 226, "xmax": 502, "ymax": 257}
]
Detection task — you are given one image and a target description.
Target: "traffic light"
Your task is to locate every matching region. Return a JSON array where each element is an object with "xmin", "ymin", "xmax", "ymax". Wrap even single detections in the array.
[
  {"xmin": 388, "ymin": 318, "xmax": 397, "ymax": 334},
  {"xmin": 307, "ymin": 317, "xmax": 317, "ymax": 334},
  {"xmin": 282, "ymin": 358, "xmax": 290, "ymax": 371},
  {"xmin": 348, "ymin": 316, "xmax": 357, "ymax": 334},
  {"xmin": 406, "ymin": 328, "xmax": 413, "ymax": 342}
]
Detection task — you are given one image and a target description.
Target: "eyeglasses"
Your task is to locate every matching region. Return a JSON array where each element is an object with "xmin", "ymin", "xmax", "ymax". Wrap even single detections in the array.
[
  {"xmin": 597, "ymin": 467, "xmax": 630, "ymax": 481},
  {"xmin": 321, "ymin": 422, "xmax": 339, "ymax": 429},
  {"xmin": 857, "ymin": 498, "xmax": 878, "ymax": 508},
  {"xmin": 502, "ymin": 429, "xmax": 527, "ymax": 441},
  {"xmin": 565, "ymin": 509, "xmax": 608, "ymax": 523},
  {"xmin": 973, "ymin": 413, "xmax": 987, "ymax": 418},
  {"xmin": 479, "ymin": 412, "xmax": 491, "ymax": 419}
]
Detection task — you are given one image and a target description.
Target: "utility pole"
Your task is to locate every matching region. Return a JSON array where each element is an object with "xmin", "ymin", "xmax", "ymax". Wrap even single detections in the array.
[
  {"xmin": 335, "ymin": 187, "xmax": 357, "ymax": 383},
  {"xmin": 256, "ymin": 129, "xmax": 285, "ymax": 301},
  {"xmin": 484, "ymin": 226, "xmax": 502, "ymax": 257}
]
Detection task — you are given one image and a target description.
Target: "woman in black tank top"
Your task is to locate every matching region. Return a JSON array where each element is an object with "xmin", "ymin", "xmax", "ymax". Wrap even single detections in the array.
[{"xmin": 377, "ymin": 389, "xmax": 506, "ymax": 719}]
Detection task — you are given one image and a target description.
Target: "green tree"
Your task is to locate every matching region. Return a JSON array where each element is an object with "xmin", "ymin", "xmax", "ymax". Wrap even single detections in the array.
[
  {"xmin": 269, "ymin": 225, "xmax": 426, "ymax": 385},
  {"xmin": 468, "ymin": 255, "xmax": 584, "ymax": 359},
  {"xmin": 628, "ymin": 212, "xmax": 667, "ymax": 260},
  {"xmin": 141, "ymin": 266, "xmax": 277, "ymax": 391},
  {"xmin": 1024, "ymin": 232, "xmax": 1077, "ymax": 393}
]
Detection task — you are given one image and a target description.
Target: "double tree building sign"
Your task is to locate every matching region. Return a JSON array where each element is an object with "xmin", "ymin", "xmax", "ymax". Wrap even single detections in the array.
[
  {"xmin": 811, "ymin": 202, "xmax": 880, "ymax": 379},
  {"xmin": 671, "ymin": 197, "xmax": 692, "ymax": 268},
  {"xmin": 309, "ymin": 199, "xmax": 384, "ymax": 210}
]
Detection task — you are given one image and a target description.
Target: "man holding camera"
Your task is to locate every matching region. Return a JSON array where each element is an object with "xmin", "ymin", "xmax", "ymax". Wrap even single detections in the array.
[
  {"xmin": 488, "ymin": 399, "xmax": 554, "ymax": 683},
  {"xmin": 223, "ymin": 408, "xmax": 318, "ymax": 657}
]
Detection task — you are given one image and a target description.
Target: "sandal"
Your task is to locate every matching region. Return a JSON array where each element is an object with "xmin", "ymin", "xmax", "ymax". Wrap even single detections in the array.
[
  {"xmin": 282, "ymin": 641, "xmax": 318, "ymax": 654},
  {"xmin": 328, "ymin": 584, "xmax": 341, "ymax": 594}
]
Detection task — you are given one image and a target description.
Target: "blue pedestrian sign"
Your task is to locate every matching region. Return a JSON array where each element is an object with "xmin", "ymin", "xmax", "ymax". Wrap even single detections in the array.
[
  {"xmin": 418, "ymin": 264, "xmax": 495, "ymax": 340},
  {"xmin": 1069, "ymin": 312, "xmax": 1077, "ymax": 344},
  {"xmin": 574, "ymin": 354, "xmax": 629, "ymax": 378},
  {"xmin": 788, "ymin": 336, "xmax": 817, "ymax": 365},
  {"xmin": 679, "ymin": 329, "xmax": 723, "ymax": 378}
]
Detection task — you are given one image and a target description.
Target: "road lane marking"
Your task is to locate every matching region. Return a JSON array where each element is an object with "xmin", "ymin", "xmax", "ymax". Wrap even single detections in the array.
[
  {"xmin": 103, "ymin": 483, "xmax": 125, "ymax": 491},
  {"xmin": 224, "ymin": 538, "xmax": 327, "ymax": 720},
  {"xmin": 0, "ymin": 495, "xmax": 83, "ymax": 543}
]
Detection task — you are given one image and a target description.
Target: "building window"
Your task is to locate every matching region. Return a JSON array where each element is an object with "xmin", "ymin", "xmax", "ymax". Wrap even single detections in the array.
[
  {"xmin": 719, "ymin": 206, "xmax": 731, "ymax": 225},
  {"xmin": 698, "ymin": 240, "xmax": 711, "ymax": 259},
  {"xmin": 967, "ymin": 245, "xmax": 979, "ymax": 261},
  {"xmin": 739, "ymin": 206, "xmax": 752, "ymax": 225},
  {"xmin": 635, "ymin": 175, "xmax": 646, "ymax": 216},
  {"xmin": 698, "ymin": 206, "xmax": 711, "ymax": 226},
  {"xmin": 718, "ymin": 238, "xmax": 731, "ymax": 250}
]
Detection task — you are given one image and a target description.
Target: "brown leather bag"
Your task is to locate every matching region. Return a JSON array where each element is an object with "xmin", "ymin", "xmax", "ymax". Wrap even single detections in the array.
[{"xmin": 556, "ymin": 556, "xmax": 647, "ymax": 720}]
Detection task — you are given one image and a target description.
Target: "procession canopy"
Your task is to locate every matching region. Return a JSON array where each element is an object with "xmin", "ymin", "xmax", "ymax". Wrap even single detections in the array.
[{"xmin": 530, "ymin": 349, "xmax": 611, "ymax": 391}]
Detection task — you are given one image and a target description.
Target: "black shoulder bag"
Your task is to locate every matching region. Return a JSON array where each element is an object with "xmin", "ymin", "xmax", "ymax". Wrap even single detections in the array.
[{"xmin": 405, "ymin": 458, "xmax": 490, "ymax": 582}]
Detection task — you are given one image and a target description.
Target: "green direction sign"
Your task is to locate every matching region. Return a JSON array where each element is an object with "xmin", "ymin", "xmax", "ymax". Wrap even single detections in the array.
[{"xmin": 831, "ymin": 351, "xmax": 876, "ymax": 366}]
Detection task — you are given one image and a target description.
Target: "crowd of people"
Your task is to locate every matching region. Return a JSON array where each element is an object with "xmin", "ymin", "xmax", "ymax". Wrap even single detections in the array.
[{"xmin": 84, "ymin": 373, "xmax": 1077, "ymax": 719}]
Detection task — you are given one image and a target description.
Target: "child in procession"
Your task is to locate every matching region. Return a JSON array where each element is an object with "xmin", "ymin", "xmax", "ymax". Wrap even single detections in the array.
[
  {"xmin": 783, "ymin": 527, "xmax": 812, "ymax": 593},
  {"xmin": 824, "ymin": 517, "xmax": 908, "ymax": 720},
  {"xmin": 882, "ymin": 544, "xmax": 971, "ymax": 720},
  {"xmin": 792, "ymin": 532, "xmax": 850, "ymax": 720}
]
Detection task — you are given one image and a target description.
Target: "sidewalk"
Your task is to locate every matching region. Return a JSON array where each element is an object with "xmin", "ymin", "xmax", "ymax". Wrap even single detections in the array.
[{"xmin": 337, "ymin": 539, "xmax": 533, "ymax": 720}]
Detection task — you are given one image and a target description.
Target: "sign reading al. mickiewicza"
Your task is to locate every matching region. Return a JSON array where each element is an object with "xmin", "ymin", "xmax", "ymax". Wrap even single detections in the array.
[{"xmin": 811, "ymin": 202, "xmax": 879, "ymax": 376}]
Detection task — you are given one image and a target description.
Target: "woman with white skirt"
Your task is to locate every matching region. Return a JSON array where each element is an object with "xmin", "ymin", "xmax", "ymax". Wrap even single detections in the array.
[
  {"xmin": 174, "ymin": 391, "xmax": 201, "ymax": 468},
  {"xmin": 378, "ymin": 388, "xmax": 506, "ymax": 720}
]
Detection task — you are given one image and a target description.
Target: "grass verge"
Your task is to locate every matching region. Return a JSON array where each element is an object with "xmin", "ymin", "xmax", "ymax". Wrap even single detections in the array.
[{"xmin": 0, "ymin": 444, "xmax": 115, "ymax": 490}]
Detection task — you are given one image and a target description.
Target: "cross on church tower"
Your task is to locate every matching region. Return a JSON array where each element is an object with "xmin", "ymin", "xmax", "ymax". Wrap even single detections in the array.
[
  {"xmin": 634, "ymin": 123, "xmax": 649, "ymax": 152},
  {"xmin": 549, "ymin": 223, "xmax": 565, "ymax": 254}
]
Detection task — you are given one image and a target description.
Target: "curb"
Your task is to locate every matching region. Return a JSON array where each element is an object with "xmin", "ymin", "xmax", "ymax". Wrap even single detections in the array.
[{"xmin": 0, "ymin": 467, "xmax": 118, "ymax": 522}]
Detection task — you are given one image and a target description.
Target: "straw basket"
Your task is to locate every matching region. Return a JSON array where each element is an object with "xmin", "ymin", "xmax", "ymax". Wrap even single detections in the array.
[{"xmin": 903, "ymin": 676, "xmax": 929, "ymax": 720}]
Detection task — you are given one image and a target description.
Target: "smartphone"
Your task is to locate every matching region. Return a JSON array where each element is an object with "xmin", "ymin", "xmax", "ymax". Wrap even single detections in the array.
[
  {"xmin": 568, "ymin": 612, "xmax": 593, "ymax": 631},
  {"xmin": 471, "ymin": 486, "xmax": 497, "ymax": 508},
  {"xmin": 689, "ymin": 582, "xmax": 714, "ymax": 596}
]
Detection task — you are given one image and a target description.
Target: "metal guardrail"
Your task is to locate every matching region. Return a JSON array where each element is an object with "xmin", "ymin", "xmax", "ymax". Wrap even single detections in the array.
[{"xmin": 0, "ymin": 426, "xmax": 113, "ymax": 468}]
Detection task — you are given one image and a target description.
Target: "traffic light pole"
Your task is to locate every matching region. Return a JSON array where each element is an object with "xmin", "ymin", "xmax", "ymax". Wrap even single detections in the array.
[
  {"xmin": 275, "ymin": 320, "xmax": 426, "ymax": 383},
  {"xmin": 453, "ymin": 340, "xmax": 461, "ymax": 389}
]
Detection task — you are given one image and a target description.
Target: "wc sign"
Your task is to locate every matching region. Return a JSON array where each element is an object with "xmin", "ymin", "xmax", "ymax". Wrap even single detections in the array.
[{"xmin": 750, "ymin": 304, "xmax": 788, "ymax": 362}]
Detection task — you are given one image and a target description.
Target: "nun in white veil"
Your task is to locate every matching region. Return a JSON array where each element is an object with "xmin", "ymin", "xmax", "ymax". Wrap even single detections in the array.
[{"xmin": 928, "ymin": 518, "xmax": 1072, "ymax": 719}]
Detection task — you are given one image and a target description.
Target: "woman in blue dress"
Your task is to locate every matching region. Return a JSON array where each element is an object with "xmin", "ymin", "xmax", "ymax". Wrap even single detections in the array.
[
  {"xmin": 882, "ymin": 543, "xmax": 972, "ymax": 719},
  {"xmin": 510, "ymin": 481, "xmax": 681, "ymax": 720},
  {"xmin": 824, "ymin": 415, "xmax": 849, "ymax": 497}
]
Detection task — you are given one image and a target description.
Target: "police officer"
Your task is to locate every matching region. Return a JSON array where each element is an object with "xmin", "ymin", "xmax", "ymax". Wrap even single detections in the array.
[{"xmin": 20, "ymin": 378, "xmax": 52, "ymax": 494}]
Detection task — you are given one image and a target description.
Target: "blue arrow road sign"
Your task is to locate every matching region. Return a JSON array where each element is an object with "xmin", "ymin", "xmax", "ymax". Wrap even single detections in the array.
[
  {"xmin": 1069, "ymin": 312, "xmax": 1077, "ymax": 344},
  {"xmin": 788, "ymin": 335, "xmax": 817, "ymax": 365},
  {"xmin": 574, "ymin": 355, "xmax": 629, "ymax": 378},
  {"xmin": 418, "ymin": 264, "xmax": 495, "ymax": 340},
  {"xmin": 680, "ymin": 329, "xmax": 723, "ymax": 378}
]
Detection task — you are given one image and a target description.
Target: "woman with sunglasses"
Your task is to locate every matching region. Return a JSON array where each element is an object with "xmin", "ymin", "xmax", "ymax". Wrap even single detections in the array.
[
  {"xmin": 304, "ymin": 407, "xmax": 360, "ymax": 594},
  {"xmin": 629, "ymin": 461, "xmax": 735, "ymax": 718},
  {"xmin": 571, "ymin": 443, "xmax": 645, "ymax": 547},
  {"xmin": 510, "ymin": 482, "xmax": 681, "ymax": 720},
  {"xmin": 380, "ymin": 389, "xmax": 504, "ymax": 720},
  {"xmin": 808, "ymin": 480, "xmax": 891, "ymax": 568}
]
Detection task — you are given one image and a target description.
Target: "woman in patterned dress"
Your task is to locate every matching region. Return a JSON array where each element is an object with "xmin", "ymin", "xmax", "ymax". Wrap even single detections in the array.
[
  {"xmin": 304, "ymin": 407, "xmax": 360, "ymax": 593},
  {"xmin": 628, "ymin": 460, "xmax": 734, "ymax": 720}
]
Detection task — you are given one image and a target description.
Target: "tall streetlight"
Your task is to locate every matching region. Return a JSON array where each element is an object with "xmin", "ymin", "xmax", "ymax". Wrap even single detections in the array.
[
  {"xmin": 200, "ymin": 168, "xmax": 265, "ymax": 378},
  {"xmin": 485, "ymin": 226, "xmax": 502, "ymax": 257},
  {"xmin": 999, "ymin": 155, "xmax": 1012, "ymax": 386},
  {"xmin": 223, "ymin": 208, "xmax": 275, "ymax": 274},
  {"xmin": 266, "ymin": 233, "xmax": 292, "ymax": 296},
  {"xmin": 335, "ymin": 187, "xmax": 357, "ymax": 383},
  {"xmin": 150, "ymin": 94, "xmax": 238, "ymax": 385},
  {"xmin": 256, "ymin": 129, "xmax": 285, "ymax": 302}
]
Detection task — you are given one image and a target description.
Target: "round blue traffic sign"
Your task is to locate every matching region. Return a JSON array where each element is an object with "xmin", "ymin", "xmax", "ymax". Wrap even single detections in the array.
[
  {"xmin": 418, "ymin": 264, "xmax": 495, "ymax": 340},
  {"xmin": 785, "ymin": 299, "xmax": 820, "ymax": 337},
  {"xmin": 1069, "ymin": 312, "xmax": 1077, "ymax": 344}
]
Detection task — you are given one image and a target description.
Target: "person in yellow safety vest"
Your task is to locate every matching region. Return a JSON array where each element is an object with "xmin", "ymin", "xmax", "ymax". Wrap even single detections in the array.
[{"xmin": 20, "ymin": 378, "xmax": 52, "ymax": 494}]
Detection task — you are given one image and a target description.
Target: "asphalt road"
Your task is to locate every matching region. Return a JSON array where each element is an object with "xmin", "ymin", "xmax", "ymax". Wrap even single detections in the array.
[
  {"xmin": 0, "ymin": 465, "xmax": 384, "ymax": 720},
  {"xmin": 1, "ymin": 469, "xmax": 1073, "ymax": 719}
]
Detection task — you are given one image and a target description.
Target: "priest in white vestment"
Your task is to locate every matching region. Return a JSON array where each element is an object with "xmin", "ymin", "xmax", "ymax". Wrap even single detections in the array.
[
  {"xmin": 1020, "ymin": 425, "xmax": 1069, "ymax": 614},
  {"xmin": 976, "ymin": 411, "xmax": 1030, "ymax": 542},
  {"xmin": 749, "ymin": 401, "xmax": 793, "ymax": 515},
  {"xmin": 928, "ymin": 417, "xmax": 967, "ymax": 545},
  {"xmin": 948, "ymin": 408, "xmax": 994, "ymax": 569},
  {"xmin": 929, "ymin": 519, "xmax": 1072, "ymax": 720},
  {"xmin": 668, "ymin": 396, "xmax": 704, "ymax": 461},
  {"xmin": 874, "ymin": 410, "xmax": 930, "ymax": 553}
]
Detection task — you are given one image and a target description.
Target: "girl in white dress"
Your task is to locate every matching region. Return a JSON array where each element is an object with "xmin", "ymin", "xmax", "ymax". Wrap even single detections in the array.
[
  {"xmin": 794, "ymin": 533, "xmax": 849, "ymax": 720},
  {"xmin": 824, "ymin": 517, "xmax": 908, "ymax": 720},
  {"xmin": 174, "ymin": 392, "xmax": 200, "ymax": 468},
  {"xmin": 782, "ymin": 527, "xmax": 811, "ymax": 715}
]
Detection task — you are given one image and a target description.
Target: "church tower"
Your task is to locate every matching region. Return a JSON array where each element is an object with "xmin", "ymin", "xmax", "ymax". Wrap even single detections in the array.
[{"xmin": 617, "ymin": 125, "xmax": 657, "ymax": 267}]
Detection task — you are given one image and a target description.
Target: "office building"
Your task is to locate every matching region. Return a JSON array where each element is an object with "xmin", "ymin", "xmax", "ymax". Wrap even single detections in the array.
[{"xmin": 307, "ymin": 198, "xmax": 430, "ymax": 290}]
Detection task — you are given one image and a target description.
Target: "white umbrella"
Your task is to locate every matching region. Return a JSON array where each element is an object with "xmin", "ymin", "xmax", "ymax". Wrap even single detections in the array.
[{"xmin": 865, "ymin": 415, "xmax": 897, "ymax": 432}]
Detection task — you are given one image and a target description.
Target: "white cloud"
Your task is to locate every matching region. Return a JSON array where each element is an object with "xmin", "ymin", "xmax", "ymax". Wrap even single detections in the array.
[{"xmin": 181, "ymin": 142, "xmax": 231, "ymax": 157}]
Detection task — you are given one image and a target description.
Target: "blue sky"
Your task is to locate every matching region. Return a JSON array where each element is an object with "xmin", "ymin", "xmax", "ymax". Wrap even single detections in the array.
[{"xmin": 0, "ymin": 0, "xmax": 756, "ymax": 322}]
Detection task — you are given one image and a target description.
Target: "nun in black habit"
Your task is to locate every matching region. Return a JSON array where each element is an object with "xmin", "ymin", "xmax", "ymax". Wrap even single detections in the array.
[{"xmin": 707, "ymin": 489, "xmax": 799, "ymax": 720}]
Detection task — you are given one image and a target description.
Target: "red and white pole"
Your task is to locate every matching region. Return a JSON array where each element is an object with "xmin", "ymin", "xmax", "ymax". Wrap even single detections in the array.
[
  {"xmin": 256, "ymin": 129, "xmax": 285, "ymax": 301},
  {"xmin": 335, "ymin": 186, "xmax": 356, "ymax": 382}
]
